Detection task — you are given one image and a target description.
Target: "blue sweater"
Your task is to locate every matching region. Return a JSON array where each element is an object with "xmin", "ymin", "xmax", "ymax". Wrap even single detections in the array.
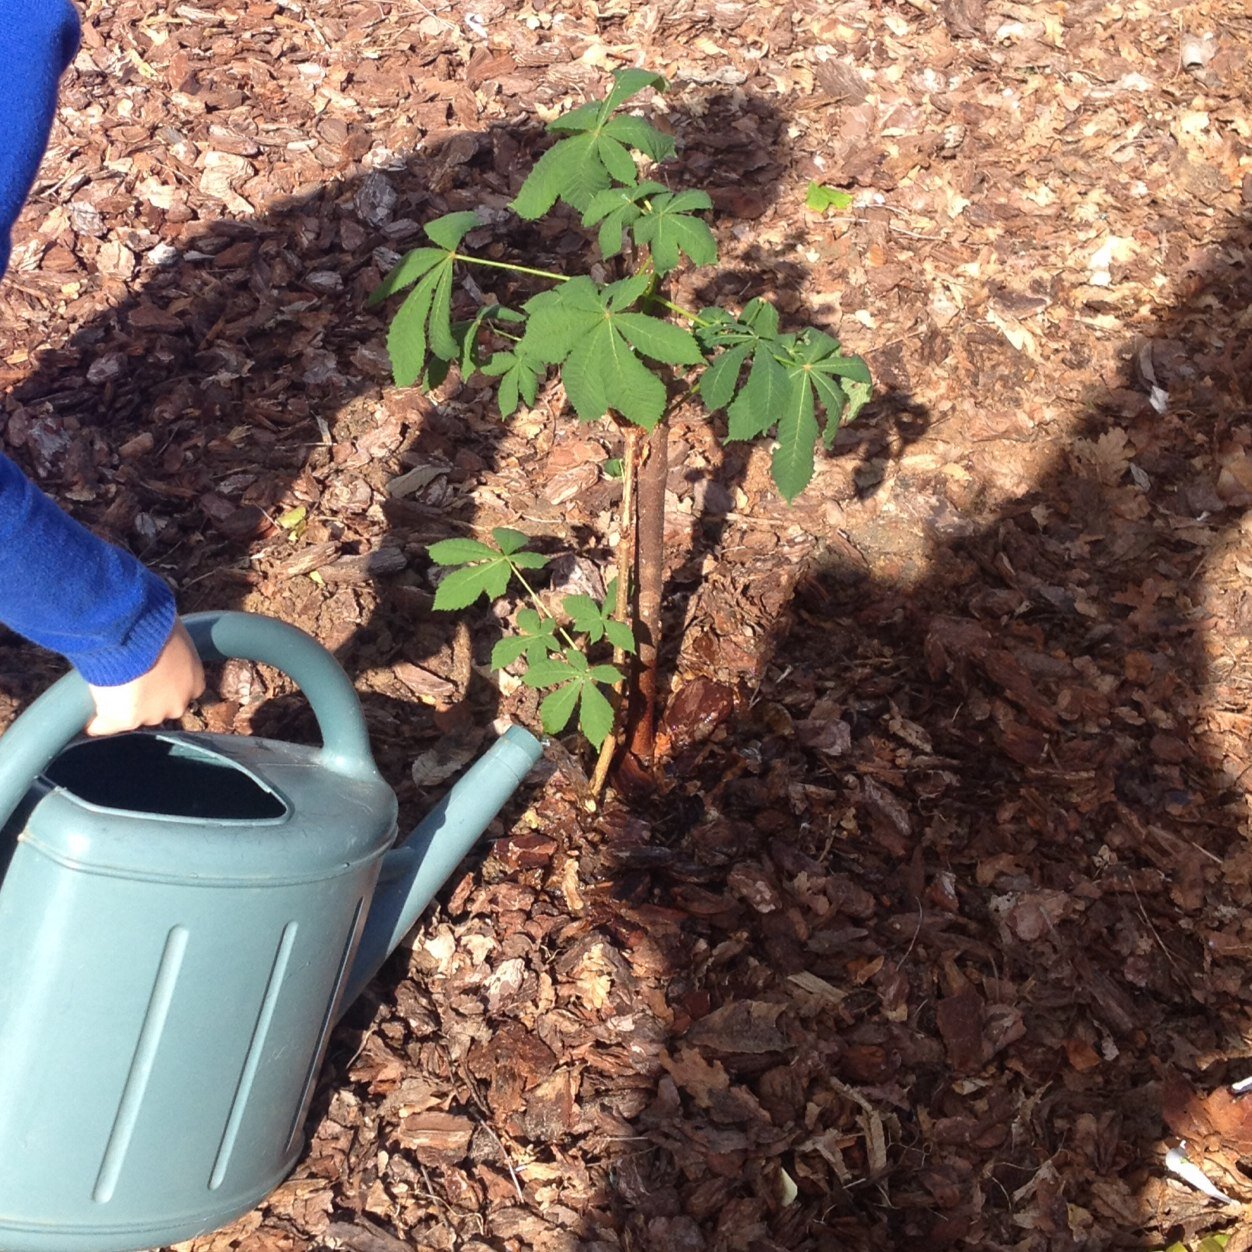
[{"xmin": 0, "ymin": 0, "xmax": 175, "ymax": 685}]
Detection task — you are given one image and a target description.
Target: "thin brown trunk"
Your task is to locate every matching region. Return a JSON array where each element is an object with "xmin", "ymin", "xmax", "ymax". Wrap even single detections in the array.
[
  {"xmin": 627, "ymin": 420, "xmax": 668, "ymax": 764},
  {"xmin": 589, "ymin": 425, "xmax": 640, "ymax": 801}
]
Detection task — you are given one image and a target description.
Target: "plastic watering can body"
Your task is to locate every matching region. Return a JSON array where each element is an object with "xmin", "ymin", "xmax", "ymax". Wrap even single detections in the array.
[{"xmin": 0, "ymin": 612, "xmax": 541, "ymax": 1252}]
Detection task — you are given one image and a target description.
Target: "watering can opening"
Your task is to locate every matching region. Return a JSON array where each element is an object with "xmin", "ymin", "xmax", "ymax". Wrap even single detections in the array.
[{"xmin": 41, "ymin": 733, "xmax": 288, "ymax": 822}]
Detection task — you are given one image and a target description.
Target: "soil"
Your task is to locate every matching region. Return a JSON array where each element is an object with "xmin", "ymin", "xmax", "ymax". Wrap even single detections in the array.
[{"xmin": 2, "ymin": 0, "xmax": 1252, "ymax": 1249}]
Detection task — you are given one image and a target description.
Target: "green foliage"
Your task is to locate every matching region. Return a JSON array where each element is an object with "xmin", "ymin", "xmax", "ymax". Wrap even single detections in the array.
[
  {"xmin": 629, "ymin": 189, "xmax": 717, "ymax": 273},
  {"xmin": 369, "ymin": 212, "xmax": 485, "ymax": 388},
  {"xmin": 511, "ymin": 69, "xmax": 672, "ymax": 219},
  {"xmin": 697, "ymin": 299, "xmax": 873, "ymax": 501},
  {"xmin": 564, "ymin": 579, "xmax": 636, "ymax": 654},
  {"xmin": 805, "ymin": 181, "xmax": 854, "ymax": 213},
  {"xmin": 429, "ymin": 529, "xmax": 636, "ymax": 748},
  {"xmin": 480, "ymin": 346, "xmax": 545, "ymax": 418},
  {"xmin": 524, "ymin": 649, "xmax": 622, "ymax": 742},
  {"xmin": 489, "ymin": 608, "xmax": 558, "ymax": 669},
  {"xmin": 517, "ymin": 276, "xmax": 702, "ymax": 428},
  {"xmin": 582, "ymin": 183, "xmax": 717, "ymax": 272},
  {"xmin": 376, "ymin": 67, "xmax": 874, "ymax": 751},
  {"xmin": 428, "ymin": 528, "xmax": 547, "ymax": 611}
]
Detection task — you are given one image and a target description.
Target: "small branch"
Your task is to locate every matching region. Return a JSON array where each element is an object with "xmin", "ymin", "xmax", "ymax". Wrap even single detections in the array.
[
  {"xmin": 655, "ymin": 296, "xmax": 714, "ymax": 327},
  {"xmin": 508, "ymin": 562, "xmax": 580, "ymax": 652},
  {"xmin": 453, "ymin": 252, "xmax": 570, "ymax": 285}
]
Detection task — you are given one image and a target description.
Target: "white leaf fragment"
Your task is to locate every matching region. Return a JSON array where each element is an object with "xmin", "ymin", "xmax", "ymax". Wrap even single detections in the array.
[{"xmin": 1164, "ymin": 1143, "xmax": 1236, "ymax": 1205}]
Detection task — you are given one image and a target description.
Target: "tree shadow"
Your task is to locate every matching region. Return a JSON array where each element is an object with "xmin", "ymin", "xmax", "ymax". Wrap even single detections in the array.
[
  {"xmin": 593, "ymin": 199, "xmax": 1252, "ymax": 1248},
  {"xmin": 0, "ymin": 76, "xmax": 892, "ymax": 1249}
]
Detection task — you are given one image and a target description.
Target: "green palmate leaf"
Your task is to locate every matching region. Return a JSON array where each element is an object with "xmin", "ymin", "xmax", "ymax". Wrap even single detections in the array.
[
  {"xmin": 428, "ymin": 537, "xmax": 498, "ymax": 564},
  {"xmin": 597, "ymin": 134, "xmax": 638, "ymax": 183},
  {"xmin": 842, "ymin": 377, "xmax": 872, "ymax": 423},
  {"xmin": 481, "ymin": 348, "xmax": 545, "ymax": 418},
  {"xmin": 693, "ymin": 305, "xmax": 736, "ymax": 340},
  {"xmin": 593, "ymin": 203, "xmax": 638, "ymax": 260},
  {"xmin": 539, "ymin": 681, "xmax": 581, "ymax": 737},
  {"xmin": 368, "ymin": 247, "xmax": 445, "ymax": 306},
  {"xmin": 564, "ymin": 594, "xmax": 605, "ymax": 638},
  {"xmin": 597, "ymin": 68, "xmax": 666, "ymax": 121},
  {"xmin": 547, "ymin": 100, "xmax": 602, "ymax": 133},
  {"xmin": 519, "ymin": 278, "xmax": 698, "ymax": 428},
  {"xmin": 772, "ymin": 370, "xmax": 820, "ymax": 503},
  {"xmin": 614, "ymin": 313, "xmax": 704, "ymax": 365},
  {"xmin": 563, "ymin": 578, "xmax": 636, "ymax": 652},
  {"xmin": 512, "ymin": 131, "xmax": 613, "ymax": 219},
  {"xmin": 424, "ymin": 210, "xmax": 479, "ymax": 251},
  {"xmin": 604, "ymin": 269, "xmax": 652, "ymax": 310},
  {"xmin": 562, "ymin": 324, "xmax": 666, "ymax": 427},
  {"xmin": 490, "ymin": 608, "xmax": 559, "ymax": 669},
  {"xmin": 523, "ymin": 648, "xmax": 623, "ymax": 746},
  {"xmin": 795, "ymin": 327, "xmax": 873, "ymax": 384},
  {"xmin": 521, "ymin": 278, "xmax": 604, "ymax": 363},
  {"xmin": 793, "ymin": 330, "xmax": 873, "ymax": 449},
  {"xmin": 726, "ymin": 349, "xmax": 789, "ymax": 440},
  {"xmin": 427, "ymin": 262, "xmax": 457, "ymax": 361},
  {"xmin": 374, "ymin": 215, "xmax": 481, "ymax": 385},
  {"xmin": 578, "ymin": 681, "xmax": 615, "ymax": 744},
  {"xmin": 741, "ymin": 296, "xmax": 780, "ymax": 338},
  {"xmin": 582, "ymin": 181, "xmax": 665, "ymax": 259},
  {"xmin": 601, "ymin": 115, "xmax": 675, "ymax": 161},
  {"xmin": 604, "ymin": 620, "xmax": 636, "ymax": 653},
  {"xmin": 703, "ymin": 302, "xmax": 874, "ymax": 501},
  {"xmin": 808, "ymin": 367, "xmax": 848, "ymax": 446},
  {"xmin": 522, "ymin": 656, "xmax": 573, "ymax": 687},
  {"xmin": 698, "ymin": 342, "xmax": 751, "ymax": 411},
  {"xmin": 381, "ymin": 251, "xmax": 458, "ymax": 387},
  {"xmin": 454, "ymin": 303, "xmax": 525, "ymax": 378},
  {"xmin": 387, "ymin": 274, "xmax": 438, "ymax": 387},
  {"xmin": 431, "ymin": 561, "xmax": 513, "ymax": 610},
  {"xmin": 491, "ymin": 526, "xmax": 530, "ymax": 555},
  {"xmin": 511, "ymin": 70, "xmax": 669, "ymax": 220},
  {"xmin": 630, "ymin": 189, "xmax": 716, "ymax": 274},
  {"xmin": 429, "ymin": 530, "xmax": 547, "ymax": 610}
]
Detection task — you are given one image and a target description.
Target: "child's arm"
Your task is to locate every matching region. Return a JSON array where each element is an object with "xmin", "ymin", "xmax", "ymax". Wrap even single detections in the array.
[
  {"xmin": 0, "ymin": 2, "xmax": 205, "ymax": 728},
  {"xmin": 0, "ymin": 453, "xmax": 204, "ymax": 726},
  {"xmin": 0, "ymin": 0, "xmax": 82, "ymax": 274}
]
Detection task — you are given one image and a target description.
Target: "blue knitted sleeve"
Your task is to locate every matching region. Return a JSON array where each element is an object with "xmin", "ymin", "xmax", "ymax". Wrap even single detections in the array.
[
  {"xmin": 0, "ymin": 0, "xmax": 83, "ymax": 276},
  {"xmin": 0, "ymin": 0, "xmax": 178, "ymax": 685},
  {"xmin": 0, "ymin": 454, "xmax": 176, "ymax": 684}
]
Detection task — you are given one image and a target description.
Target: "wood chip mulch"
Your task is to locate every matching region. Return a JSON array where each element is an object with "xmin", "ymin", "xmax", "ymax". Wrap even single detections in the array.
[{"xmin": 2, "ymin": 0, "xmax": 1252, "ymax": 1249}]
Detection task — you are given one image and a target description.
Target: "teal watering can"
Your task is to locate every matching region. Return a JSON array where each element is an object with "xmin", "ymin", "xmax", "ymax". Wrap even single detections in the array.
[{"xmin": 0, "ymin": 611, "xmax": 542, "ymax": 1252}]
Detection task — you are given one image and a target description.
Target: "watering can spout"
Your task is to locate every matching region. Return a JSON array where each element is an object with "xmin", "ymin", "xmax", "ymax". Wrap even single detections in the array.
[{"xmin": 341, "ymin": 725, "xmax": 543, "ymax": 1008}]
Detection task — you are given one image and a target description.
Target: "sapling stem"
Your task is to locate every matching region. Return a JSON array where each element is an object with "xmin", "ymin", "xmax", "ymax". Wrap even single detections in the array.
[
  {"xmin": 628, "ymin": 421, "xmax": 667, "ymax": 766},
  {"xmin": 507, "ymin": 560, "xmax": 579, "ymax": 653},
  {"xmin": 655, "ymin": 297, "xmax": 713, "ymax": 327},
  {"xmin": 453, "ymin": 253, "xmax": 570, "ymax": 284},
  {"xmin": 590, "ymin": 425, "xmax": 640, "ymax": 800},
  {"xmin": 456, "ymin": 251, "xmax": 709, "ymax": 329}
]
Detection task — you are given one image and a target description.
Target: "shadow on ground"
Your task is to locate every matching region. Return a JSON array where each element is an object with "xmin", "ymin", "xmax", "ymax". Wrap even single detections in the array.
[{"xmin": 587, "ymin": 206, "xmax": 1252, "ymax": 1250}]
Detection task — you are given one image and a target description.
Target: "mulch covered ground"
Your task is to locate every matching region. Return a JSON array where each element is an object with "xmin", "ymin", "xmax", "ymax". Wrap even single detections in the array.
[{"xmin": 2, "ymin": 0, "xmax": 1251, "ymax": 1248}]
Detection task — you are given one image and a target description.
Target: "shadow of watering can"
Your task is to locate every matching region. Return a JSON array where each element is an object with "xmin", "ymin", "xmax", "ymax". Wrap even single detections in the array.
[{"xmin": 0, "ymin": 611, "xmax": 542, "ymax": 1251}]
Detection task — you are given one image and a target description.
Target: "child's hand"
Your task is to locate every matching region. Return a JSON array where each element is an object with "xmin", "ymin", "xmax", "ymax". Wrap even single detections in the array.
[{"xmin": 85, "ymin": 620, "xmax": 206, "ymax": 736}]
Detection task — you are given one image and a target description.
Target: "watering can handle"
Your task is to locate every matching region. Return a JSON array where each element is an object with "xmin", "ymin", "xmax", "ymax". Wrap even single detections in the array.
[{"xmin": 0, "ymin": 610, "xmax": 380, "ymax": 835}]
